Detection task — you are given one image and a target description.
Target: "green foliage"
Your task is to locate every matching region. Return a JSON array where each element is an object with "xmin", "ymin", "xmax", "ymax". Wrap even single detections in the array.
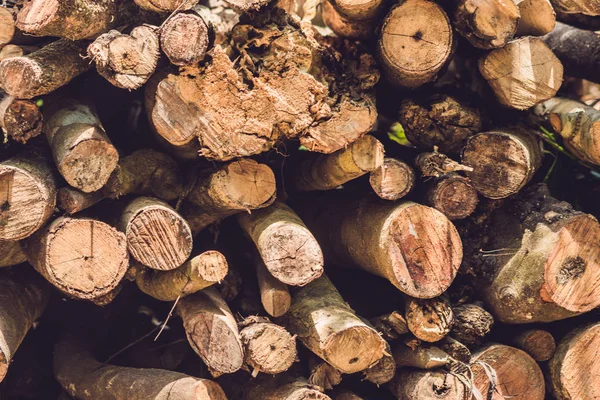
[{"xmin": 388, "ymin": 122, "xmax": 410, "ymax": 146}]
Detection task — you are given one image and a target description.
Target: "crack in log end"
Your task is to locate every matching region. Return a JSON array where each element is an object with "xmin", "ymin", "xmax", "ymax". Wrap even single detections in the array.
[
  {"xmin": 557, "ymin": 256, "xmax": 586, "ymax": 284},
  {"xmin": 432, "ymin": 382, "xmax": 451, "ymax": 397}
]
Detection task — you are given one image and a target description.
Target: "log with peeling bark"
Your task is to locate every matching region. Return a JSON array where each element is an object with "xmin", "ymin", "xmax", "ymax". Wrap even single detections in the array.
[
  {"xmin": 54, "ymin": 331, "xmax": 227, "ymax": 400},
  {"xmin": 134, "ymin": 0, "xmax": 199, "ymax": 13},
  {"xmin": 119, "ymin": 197, "xmax": 193, "ymax": 271},
  {"xmin": 136, "ymin": 250, "xmax": 228, "ymax": 301},
  {"xmin": 478, "ymin": 37, "xmax": 563, "ymax": 110},
  {"xmin": 0, "ymin": 270, "xmax": 49, "ymax": 382},
  {"xmin": 461, "ymin": 130, "xmax": 542, "ymax": 199},
  {"xmin": 471, "ymin": 344, "xmax": 545, "ymax": 400},
  {"xmin": 182, "ymin": 159, "xmax": 276, "ymax": 234},
  {"xmin": 281, "ymin": 275, "xmax": 386, "ymax": 374},
  {"xmin": 23, "ymin": 216, "xmax": 129, "ymax": 300},
  {"xmin": 377, "ymin": 0, "xmax": 453, "ymax": 88},
  {"xmin": 44, "ymin": 99, "xmax": 119, "ymax": 193},
  {"xmin": 294, "ymin": 134, "xmax": 384, "ymax": 191},
  {"xmin": 256, "ymin": 257, "xmax": 291, "ymax": 317},
  {"xmin": 549, "ymin": 0, "xmax": 600, "ymax": 16},
  {"xmin": 405, "ymin": 296, "xmax": 454, "ymax": 342},
  {"xmin": 549, "ymin": 322, "xmax": 600, "ymax": 399},
  {"xmin": 177, "ymin": 288, "xmax": 244, "ymax": 376},
  {"xmin": 88, "ymin": 26, "xmax": 160, "ymax": 90},
  {"xmin": 387, "ymin": 369, "xmax": 467, "ymax": 399},
  {"xmin": 511, "ymin": 328, "xmax": 556, "ymax": 361},
  {"xmin": 369, "ymin": 158, "xmax": 415, "ymax": 201},
  {"xmin": 534, "ymin": 97, "xmax": 600, "ymax": 165},
  {"xmin": 0, "ymin": 240, "xmax": 26, "ymax": 267},
  {"xmin": 309, "ymin": 356, "xmax": 342, "ymax": 390},
  {"xmin": 0, "ymin": 96, "xmax": 43, "ymax": 144},
  {"xmin": 453, "ymin": 0, "xmax": 520, "ymax": 49},
  {"xmin": 0, "ymin": 149, "xmax": 57, "ymax": 241},
  {"xmin": 238, "ymin": 201, "xmax": 323, "ymax": 286},
  {"xmin": 424, "ymin": 173, "xmax": 479, "ymax": 220},
  {"xmin": 293, "ymin": 195, "xmax": 463, "ymax": 298},
  {"xmin": 0, "ymin": 39, "xmax": 91, "ymax": 99},
  {"xmin": 245, "ymin": 376, "xmax": 331, "ymax": 400},
  {"xmin": 371, "ymin": 311, "xmax": 409, "ymax": 340},
  {"xmin": 16, "ymin": 0, "xmax": 136, "ymax": 40},
  {"xmin": 515, "ymin": 0, "xmax": 556, "ymax": 36},
  {"xmin": 160, "ymin": 6, "xmax": 212, "ymax": 66},
  {"xmin": 239, "ymin": 316, "xmax": 297, "ymax": 376},
  {"xmin": 392, "ymin": 342, "xmax": 451, "ymax": 369},
  {"xmin": 449, "ymin": 303, "xmax": 494, "ymax": 346},
  {"xmin": 476, "ymin": 184, "xmax": 600, "ymax": 323}
]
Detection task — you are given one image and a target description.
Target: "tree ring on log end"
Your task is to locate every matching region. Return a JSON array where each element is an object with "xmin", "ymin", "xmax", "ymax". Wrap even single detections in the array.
[{"xmin": 323, "ymin": 325, "xmax": 385, "ymax": 374}]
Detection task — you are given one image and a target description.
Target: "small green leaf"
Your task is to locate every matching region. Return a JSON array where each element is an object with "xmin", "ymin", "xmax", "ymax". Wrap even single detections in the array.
[
  {"xmin": 388, "ymin": 122, "xmax": 410, "ymax": 146},
  {"xmin": 35, "ymin": 99, "xmax": 44, "ymax": 108},
  {"xmin": 298, "ymin": 145, "xmax": 308, "ymax": 151},
  {"xmin": 540, "ymin": 125, "xmax": 556, "ymax": 141}
]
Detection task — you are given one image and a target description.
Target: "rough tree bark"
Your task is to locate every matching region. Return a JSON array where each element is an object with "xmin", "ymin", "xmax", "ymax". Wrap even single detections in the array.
[
  {"xmin": 16, "ymin": 0, "xmax": 135, "ymax": 40},
  {"xmin": 57, "ymin": 187, "xmax": 106, "ymax": 215},
  {"xmin": 449, "ymin": 303, "xmax": 494, "ymax": 346},
  {"xmin": 160, "ymin": 6, "xmax": 212, "ymax": 66},
  {"xmin": 405, "ymin": 296, "xmax": 454, "ymax": 342},
  {"xmin": 294, "ymin": 134, "xmax": 384, "ymax": 191},
  {"xmin": 293, "ymin": 195, "xmax": 463, "ymax": 298},
  {"xmin": 44, "ymin": 100, "xmax": 119, "ymax": 193},
  {"xmin": 476, "ymin": 184, "xmax": 600, "ymax": 323},
  {"xmin": 387, "ymin": 369, "xmax": 467, "ymax": 399},
  {"xmin": 182, "ymin": 159, "xmax": 276, "ymax": 234},
  {"xmin": 471, "ymin": 344, "xmax": 545, "ymax": 400},
  {"xmin": 0, "ymin": 150, "xmax": 57, "ymax": 241},
  {"xmin": 54, "ymin": 331, "xmax": 227, "ymax": 400},
  {"xmin": 534, "ymin": 97, "xmax": 600, "ymax": 165},
  {"xmin": 280, "ymin": 275, "xmax": 386, "ymax": 374},
  {"xmin": 424, "ymin": 173, "xmax": 479, "ymax": 220},
  {"xmin": 0, "ymin": 40, "xmax": 91, "ymax": 99},
  {"xmin": 511, "ymin": 328, "xmax": 556, "ymax": 361},
  {"xmin": 369, "ymin": 158, "xmax": 415, "ymax": 201},
  {"xmin": 478, "ymin": 37, "xmax": 563, "ymax": 110},
  {"xmin": 255, "ymin": 256, "xmax": 292, "ymax": 317},
  {"xmin": 177, "ymin": 288, "xmax": 244, "ymax": 376},
  {"xmin": 238, "ymin": 201, "xmax": 323, "ymax": 286},
  {"xmin": 515, "ymin": 0, "xmax": 556, "ymax": 36},
  {"xmin": 136, "ymin": 250, "xmax": 228, "ymax": 301},
  {"xmin": 0, "ymin": 96, "xmax": 43, "ymax": 144},
  {"xmin": 0, "ymin": 270, "xmax": 49, "ymax": 382},
  {"xmin": 549, "ymin": 322, "xmax": 600, "ymax": 400},
  {"xmin": 377, "ymin": 0, "xmax": 453, "ymax": 88},
  {"xmin": 119, "ymin": 197, "xmax": 193, "ymax": 271},
  {"xmin": 453, "ymin": 0, "xmax": 520, "ymax": 49},
  {"xmin": 23, "ymin": 217, "xmax": 129, "ymax": 300},
  {"xmin": 239, "ymin": 316, "xmax": 297, "ymax": 376},
  {"xmin": 461, "ymin": 130, "xmax": 542, "ymax": 199},
  {"xmin": 398, "ymin": 95, "xmax": 481, "ymax": 153},
  {"xmin": 88, "ymin": 26, "xmax": 160, "ymax": 90},
  {"xmin": 0, "ymin": 240, "xmax": 26, "ymax": 267}
]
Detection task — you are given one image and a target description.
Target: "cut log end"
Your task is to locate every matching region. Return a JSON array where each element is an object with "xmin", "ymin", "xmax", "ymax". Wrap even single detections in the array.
[
  {"xmin": 513, "ymin": 329, "xmax": 556, "ymax": 361},
  {"xmin": 211, "ymin": 159, "xmax": 276, "ymax": 210},
  {"xmin": 515, "ymin": 0, "xmax": 556, "ymax": 36},
  {"xmin": 161, "ymin": 12, "xmax": 210, "ymax": 66},
  {"xmin": 0, "ymin": 57, "xmax": 43, "ymax": 99},
  {"xmin": 134, "ymin": 0, "xmax": 199, "ymax": 13},
  {"xmin": 0, "ymin": 98, "xmax": 43, "ymax": 144},
  {"xmin": 426, "ymin": 174, "xmax": 479, "ymax": 220},
  {"xmin": 324, "ymin": 326, "xmax": 384, "ymax": 373},
  {"xmin": 388, "ymin": 369, "xmax": 467, "ymax": 399},
  {"xmin": 453, "ymin": 0, "xmax": 520, "ymax": 49},
  {"xmin": 405, "ymin": 296, "xmax": 454, "ymax": 342},
  {"xmin": 240, "ymin": 322, "xmax": 297, "ymax": 375}
]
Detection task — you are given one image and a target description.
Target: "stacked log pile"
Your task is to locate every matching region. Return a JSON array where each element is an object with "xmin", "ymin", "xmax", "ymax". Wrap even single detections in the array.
[{"xmin": 1, "ymin": 0, "xmax": 600, "ymax": 399}]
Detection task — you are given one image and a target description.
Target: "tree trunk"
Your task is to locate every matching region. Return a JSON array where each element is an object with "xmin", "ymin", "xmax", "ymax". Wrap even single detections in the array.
[
  {"xmin": 294, "ymin": 134, "xmax": 384, "ymax": 191},
  {"xmin": 182, "ymin": 159, "xmax": 276, "ymax": 234},
  {"xmin": 16, "ymin": 0, "xmax": 135, "ymax": 40},
  {"xmin": 371, "ymin": 310, "xmax": 409, "ymax": 340},
  {"xmin": 398, "ymin": 95, "xmax": 481, "ymax": 153},
  {"xmin": 256, "ymin": 257, "xmax": 291, "ymax": 317},
  {"xmin": 57, "ymin": 187, "xmax": 105, "ymax": 215},
  {"xmin": 0, "ymin": 270, "xmax": 49, "ymax": 382},
  {"xmin": 280, "ymin": 275, "xmax": 386, "ymax": 374},
  {"xmin": 471, "ymin": 344, "xmax": 545, "ymax": 400},
  {"xmin": 476, "ymin": 183, "xmax": 600, "ymax": 323},
  {"xmin": 478, "ymin": 37, "xmax": 563, "ymax": 110},
  {"xmin": 54, "ymin": 331, "xmax": 227, "ymax": 400},
  {"xmin": 424, "ymin": 173, "xmax": 479, "ymax": 220},
  {"xmin": 392, "ymin": 342, "xmax": 451, "ymax": 369},
  {"xmin": 461, "ymin": 130, "xmax": 542, "ymax": 199},
  {"xmin": 511, "ymin": 329, "xmax": 556, "ymax": 361},
  {"xmin": 387, "ymin": 369, "xmax": 467, "ymax": 399},
  {"xmin": 160, "ymin": 6, "xmax": 211, "ymax": 66},
  {"xmin": 549, "ymin": 322, "xmax": 600, "ymax": 399},
  {"xmin": 308, "ymin": 356, "xmax": 342, "ymax": 390},
  {"xmin": 449, "ymin": 303, "xmax": 494, "ymax": 346},
  {"xmin": 119, "ymin": 196, "xmax": 193, "ymax": 271},
  {"xmin": 246, "ymin": 376, "xmax": 331, "ymax": 400},
  {"xmin": 515, "ymin": 0, "xmax": 556, "ymax": 36},
  {"xmin": 533, "ymin": 97, "xmax": 600, "ymax": 165},
  {"xmin": 238, "ymin": 201, "xmax": 324, "ymax": 286},
  {"xmin": 453, "ymin": 0, "xmax": 520, "ymax": 49},
  {"xmin": 23, "ymin": 216, "xmax": 129, "ymax": 300},
  {"xmin": 0, "ymin": 96, "xmax": 43, "ymax": 144},
  {"xmin": 239, "ymin": 316, "xmax": 297, "ymax": 376},
  {"xmin": 0, "ymin": 39, "xmax": 91, "ymax": 99},
  {"xmin": 44, "ymin": 99, "xmax": 119, "ymax": 193},
  {"xmin": 549, "ymin": 0, "xmax": 600, "ymax": 16},
  {"xmin": 176, "ymin": 287, "xmax": 244, "ymax": 376},
  {"xmin": 134, "ymin": 0, "xmax": 200, "ymax": 13},
  {"xmin": 0, "ymin": 149, "xmax": 57, "ymax": 241},
  {"xmin": 293, "ymin": 195, "xmax": 462, "ymax": 298},
  {"xmin": 369, "ymin": 158, "xmax": 415, "ymax": 201},
  {"xmin": 0, "ymin": 240, "xmax": 26, "ymax": 267},
  {"xmin": 405, "ymin": 296, "xmax": 454, "ymax": 342},
  {"xmin": 88, "ymin": 26, "xmax": 160, "ymax": 90},
  {"xmin": 136, "ymin": 250, "xmax": 228, "ymax": 301},
  {"xmin": 377, "ymin": 0, "xmax": 453, "ymax": 88}
]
